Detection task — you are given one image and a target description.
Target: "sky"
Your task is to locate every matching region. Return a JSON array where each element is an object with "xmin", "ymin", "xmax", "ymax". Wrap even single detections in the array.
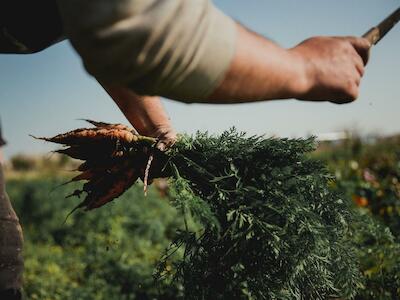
[{"xmin": 0, "ymin": 0, "xmax": 399, "ymax": 159}]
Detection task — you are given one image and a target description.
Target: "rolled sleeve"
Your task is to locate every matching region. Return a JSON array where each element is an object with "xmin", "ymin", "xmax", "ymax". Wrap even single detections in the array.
[{"xmin": 57, "ymin": 0, "xmax": 237, "ymax": 101}]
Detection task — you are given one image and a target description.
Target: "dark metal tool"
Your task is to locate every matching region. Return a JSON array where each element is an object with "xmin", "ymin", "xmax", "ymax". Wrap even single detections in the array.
[{"xmin": 363, "ymin": 7, "xmax": 400, "ymax": 45}]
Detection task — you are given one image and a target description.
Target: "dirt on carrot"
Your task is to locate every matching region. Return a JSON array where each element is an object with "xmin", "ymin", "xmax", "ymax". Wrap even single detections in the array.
[{"xmin": 33, "ymin": 120, "xmax": 158, "ymax": 211}]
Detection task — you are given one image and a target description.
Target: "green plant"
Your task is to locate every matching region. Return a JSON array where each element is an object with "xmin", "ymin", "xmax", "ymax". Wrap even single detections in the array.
[
  {"xmin": 11, "ymin": 155, "xmax": 37, "ymax": 171},
  {"xmin": 352, "ymin": 210, "xmax": 400, "ymax": 300},
  {"xmin": 6, "ymin": 177, "xmax": 184, "ymax": 299},
  {"xmin": 317, "ymin": 136, "xmax": 400, "ymax": 239},
  {"xmin": 15, "ymin": 129, "xmax": 400, "ymax": 299},
  {"xmin": 157, "ymin": 130, "xmax": 363, "ymax": 299}
]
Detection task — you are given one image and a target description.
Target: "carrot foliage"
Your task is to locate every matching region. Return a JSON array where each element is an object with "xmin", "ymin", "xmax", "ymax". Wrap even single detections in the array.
[
  {"xmin": 159, "ymin": 129, "xmax": 362, "ymax": 299},
  {"xmin": 38, "ymin": 124, "xmax": 363, "ymax": 299}
]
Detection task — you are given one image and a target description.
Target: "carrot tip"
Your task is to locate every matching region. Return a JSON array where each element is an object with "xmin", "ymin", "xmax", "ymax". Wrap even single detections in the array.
[{"xmin": 29, "ymin": 134, "xmax": 49, "ymax": 141}]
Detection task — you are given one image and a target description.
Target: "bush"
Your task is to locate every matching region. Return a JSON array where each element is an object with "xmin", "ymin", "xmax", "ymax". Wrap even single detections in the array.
[
  {"xmin": 7, "ymin": 177, "xmax": 184, "ymax": 299},
  {"xmin": 352, "ymin": 211, "xmax": 400, "ymax": 300},
  {"xmin": 316, "ymin": 136, "xmax": 400, "ymax": 239},
  {"xmin": 316, "ymin": 135, "xmax": 400, "ymax": 299},
  {"xmin": 11, "ymin": 155, "xmax": 37, "ymax": 171}
]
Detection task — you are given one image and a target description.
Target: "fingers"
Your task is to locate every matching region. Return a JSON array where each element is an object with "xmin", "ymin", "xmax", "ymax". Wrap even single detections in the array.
[
  {"xmin": 345, "ymin": 37, "xmax": 367, "ymax": 94},
  {"xmin": 346, "ymin": 37, "xmax": 371, "ymax": 65},
  {"xmin": 330, "ymin": 82, "xmax": 359, "ymax": 104},
  {"xmin": 352, "ymin": 52, "xmax": 365, "ymax": 78},
  {"xmin": 155, "ymin": 129, "xmax": 177, "ymax": 151}
]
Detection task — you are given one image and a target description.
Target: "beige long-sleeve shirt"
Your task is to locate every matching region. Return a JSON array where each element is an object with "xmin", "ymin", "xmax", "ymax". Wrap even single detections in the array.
[
  {"xmin": 1, "ymin": 1, "xmax": 237, "ymax": 101},
  {"xmin": 57, "ymin": 0, "xmax": 237, "ymax": 101}
]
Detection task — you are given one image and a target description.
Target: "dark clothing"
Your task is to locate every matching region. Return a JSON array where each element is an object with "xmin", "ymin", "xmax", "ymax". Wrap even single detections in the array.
[
  {"xmin": 0, "ymin": 0, "xmax": 63, "ymax": 54},
  {"xmin": 0, "ymin": 288, "xmax": 22, "ymax": 300},
  {"xmin": 0, "ymin": 166, "xmax": 24, "ymax": 292}
]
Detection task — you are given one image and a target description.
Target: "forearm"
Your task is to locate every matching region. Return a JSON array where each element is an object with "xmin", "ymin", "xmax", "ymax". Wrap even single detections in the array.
[
  {"xmin": 208, "ymin": 24, "xmax": 305, "ymax": 103},
  {"xmin": 208, "ymin": 23, "xmax": 370, "ymax": 104},
  {"xmin": 103, "ymin": 85, "xmax": 174, "ymax": 138}
]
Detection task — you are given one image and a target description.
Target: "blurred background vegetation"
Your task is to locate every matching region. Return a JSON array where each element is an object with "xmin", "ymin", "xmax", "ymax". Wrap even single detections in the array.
[
  {"xmin": 315, "ymin": 133, "xmax": 400, "ymax": 300},
  {"xmin": 3, "ymin": 133, "xmax": 400, "ymax": 299},
  {"xmin": 5, "ymin": 154, "xmax": 185, "ymax": 299}
]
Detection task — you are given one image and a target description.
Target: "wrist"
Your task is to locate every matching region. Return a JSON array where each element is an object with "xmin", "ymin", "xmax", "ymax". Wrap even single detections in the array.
[{"xmin": 286, "ymin": 48, "xmax": 313, "ymax": 99}]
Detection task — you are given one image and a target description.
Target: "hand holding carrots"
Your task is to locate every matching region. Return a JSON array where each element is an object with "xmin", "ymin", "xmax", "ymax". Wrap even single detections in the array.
[{"xmin": 103, "ymin": 84, "xmax": 177, "ymax": 150}]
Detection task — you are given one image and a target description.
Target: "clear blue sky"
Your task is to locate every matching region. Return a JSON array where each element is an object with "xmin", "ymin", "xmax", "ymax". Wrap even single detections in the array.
[{"xmin": 1, "ymin": 0, "xmax": 399, "ymax": 159}]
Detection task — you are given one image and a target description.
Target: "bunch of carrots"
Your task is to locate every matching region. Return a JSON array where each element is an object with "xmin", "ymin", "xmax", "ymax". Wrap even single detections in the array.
[
  {"xmin": 34, "ymin": 120, "xmax": 165, "ymax": 211},
  {"xmin": 35, "ymin": 124, "xmax": 367, "ymax": 298}
]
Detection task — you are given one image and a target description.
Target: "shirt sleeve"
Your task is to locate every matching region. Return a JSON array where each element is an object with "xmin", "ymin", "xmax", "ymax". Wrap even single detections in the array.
[{"xmin": 56, "ymin": 0, "xmax": 237, "ymax": 102}]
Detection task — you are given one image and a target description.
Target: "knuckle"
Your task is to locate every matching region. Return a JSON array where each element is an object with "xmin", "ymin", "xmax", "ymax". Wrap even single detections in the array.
[
  {"xmin": 340, "ymin": 38, "xmax": 350, "ymax": 46},
  {"xmin": 348, "ymin": 85, "xmax": 359, "ymax": 101},
  {"xmin": 341, "ymin": 42, "xmax": 352, "ymax": 53},
  {"xmin": 359, "ymin": 66, "xmax": 365, "ymax": 77},
  {"xmin": 361, "ymin": 38, "xmax": 372, "ymax": 49},
  {"xmin": 339, "ymin": 78, "xmax": 358, "ymax": 101}
]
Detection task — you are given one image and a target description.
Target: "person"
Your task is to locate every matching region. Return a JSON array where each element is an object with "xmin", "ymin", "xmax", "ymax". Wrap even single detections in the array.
[
  {"xmin": 0, "ymin": 122, "xmax": 24, "ymax": 300},
  {"xmin": 0, "ymin": 0, "xmax": 371, "ymax": 298}
]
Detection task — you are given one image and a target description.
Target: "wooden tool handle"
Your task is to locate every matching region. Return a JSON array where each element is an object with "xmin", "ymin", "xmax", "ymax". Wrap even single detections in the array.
[
  {"xmin": 362, "ymin": 27, "xmax": 381, "ymax": 45},
  {"xmin": 362, "ymin": 7, "xmax": 400, "ymax": 45}
]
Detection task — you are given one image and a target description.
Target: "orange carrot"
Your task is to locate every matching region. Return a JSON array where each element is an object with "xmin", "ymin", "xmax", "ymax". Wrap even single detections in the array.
[
  {"xmin": 80, "ymin": 119, "xmax": 134, "ymax": 132},
  {"xmin": 85, "ymin": 168, "xmax": 139, "ymax": 210},
  {"xmin": 33, "ymin": 128, "xmax": 137, "ymax": 145},
  {"xmin": 35, "ymin": 120, "xmax": 160, "ymax": 212}
]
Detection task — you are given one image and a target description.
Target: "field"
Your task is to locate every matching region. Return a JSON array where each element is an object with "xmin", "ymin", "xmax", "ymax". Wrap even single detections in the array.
[{"xmin": 4, "ymin": 133, "xmax": 400, "ymax": 299}]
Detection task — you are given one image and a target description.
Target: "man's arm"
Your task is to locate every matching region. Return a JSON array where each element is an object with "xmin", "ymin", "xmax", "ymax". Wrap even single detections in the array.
[
  {"xmin": 57, "ymin": 0, "xmax": 236, "ymax": 101},
  {"xmin": 103, "ymin": 85, "xmax": 176, "ymax": 150},
  {"xmin": 57, "ymin": 0, "xmax": 370, "ymax": 104},
  {"xmin": 209, "ymin": 24, "xmax": 371, "ymax": 104}
]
